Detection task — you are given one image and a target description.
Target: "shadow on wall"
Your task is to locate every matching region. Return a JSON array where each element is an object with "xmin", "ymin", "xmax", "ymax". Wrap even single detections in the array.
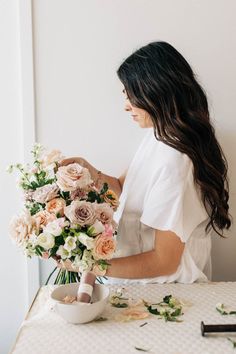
[{"xmin": 211, "ymin": 132, "xmax": 236, "ymax": 281}]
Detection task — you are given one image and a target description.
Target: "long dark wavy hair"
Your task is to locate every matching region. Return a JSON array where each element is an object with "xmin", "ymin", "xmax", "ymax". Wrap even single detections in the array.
[{"xmin": 117, "ymin": 41, "xmax": 231, "ymax": 236}]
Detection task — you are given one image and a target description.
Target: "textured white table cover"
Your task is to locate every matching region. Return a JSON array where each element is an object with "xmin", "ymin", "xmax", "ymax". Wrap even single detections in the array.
[{"xmin": 11, "ymin": 282, "xmax": 236, "ymax": 354}]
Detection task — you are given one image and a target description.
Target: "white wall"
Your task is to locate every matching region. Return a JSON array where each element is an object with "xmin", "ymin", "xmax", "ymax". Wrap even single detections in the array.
[
  {"xmin": 0, "ymin": 1, "xmax": 28, "ymax": 353},
  {"xmin": 32, "ymin": 0, "xmax": 236, "ymax": 283}
]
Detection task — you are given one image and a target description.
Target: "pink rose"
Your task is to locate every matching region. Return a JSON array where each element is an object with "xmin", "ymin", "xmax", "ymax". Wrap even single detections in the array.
[
  {"xmin": 65, "ymin": 200, "xmax": 97, "ymax": 226},
  {"xmin": 92, "ymin": 234, "xmax": 116, "ymax": 260},
  {"xmin": 32, "ymin": 183, "xmax": 59, "ymax": 204},
  {"xmin": 56, "ymin": 163, "xmax": 92, "ymax": 192},
  {"xmin": 96, "ymin": 203, "xmax": 114, "ymax": 225},
  {"xmin": 46, "ymin": 198, "xmax": 66, "ymax": 216}
]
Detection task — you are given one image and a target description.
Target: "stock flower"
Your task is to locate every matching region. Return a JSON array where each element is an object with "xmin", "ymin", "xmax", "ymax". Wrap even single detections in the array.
[
  {"xmin": 46, "ymin": 198, "xmax": 66, "ymax": 216},
  {"xmin": 64, "ymin": 236, "xmax": 77, "ymax": 252},
  {"xmin": 96, "ymin": 203, "xmax": 114, "ymax": 225},
  {"xmin": 56, "ymin": 163, "xmax": 92, "ymax": 192},
  {"xmin": 37, "ymin": 232, "xmax": 55, "ymax": 250},
  {"xmin": 65, "ymin": 200, "xmax": 97, "ymax": 226},
  {"xmin": 92, "ymin": 234, "xmax": 116, "ymax": 260},
  {"xmin": 103, "ymin": 189, "xmax": 119, "ymax": 210},
  {"xmin": 78, "ymin": 232, "xmax": 95, "ymax": 250},
  {"xmin": 56, "ymin": 245, "xmax": 71, "ymax": 259},
  {"xmin": 32, "ymin": 183, "xmax": 59, "ymax": 204},
  {"xmin": 9, "ymin": 210, "xmax": 35, "ymax": 245},
  {"xmin": 76, "ymin": 250, "xmax": 94, "ymax": 272}
]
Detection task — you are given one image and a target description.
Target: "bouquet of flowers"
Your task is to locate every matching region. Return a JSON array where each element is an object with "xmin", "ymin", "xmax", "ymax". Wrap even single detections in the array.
[{"xmin": 8, "ymin": 144, "xmax": 118, "ymax": 284}]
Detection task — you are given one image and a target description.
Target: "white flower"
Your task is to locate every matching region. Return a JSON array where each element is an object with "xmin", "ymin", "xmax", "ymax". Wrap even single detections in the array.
[
  {"xmin": 56, "ymin": 245, "xmax": 71, "ymax": 260},
  {"xmin": 78, "ymin": 232, "xmax": 95, "ymax": 250},
  {"xmin": 64, "ymin": 236, "xmax": 77, "ymax": 252},
  {"xmin": 76, "ymin": 249, "xmax": 94, "ymax": 272},
  {"xmin": 72, "ymin": 255, "xmax": 81, "ymax": 269},
  {"xmin": 43, "ymin": 219, "xmax": 63, "ymax": 236},
  {"xmin": 37, "ymin": 232, "xmax": 55, "ymax": 250},
  {"xmin": 41, "ymin": 149, "xmax": 63, "ymax": 168},
  {"xmin": 87, "ymin": 220, "xmax": 105, "ymax": 236}
]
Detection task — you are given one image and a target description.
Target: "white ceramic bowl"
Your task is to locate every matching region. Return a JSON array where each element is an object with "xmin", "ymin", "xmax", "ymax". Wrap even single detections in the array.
[{"xmin": 51, "ymin": 282, "xmax": 109, "ymax": 324}]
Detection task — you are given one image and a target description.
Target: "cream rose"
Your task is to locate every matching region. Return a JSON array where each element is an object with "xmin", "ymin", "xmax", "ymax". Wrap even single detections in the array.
[
  {"xmin": 92, "ymin": 234, "xmax": 116, "ymax": 260},
  {"xmin": 46, "ymin": 198, "xmax": 66, "ymax": 216},
  {"xmin": 56, "ymin": 163, "xmax": 93, "ymax": 192},
  {"xmin": 37, "ymin": 232, "xmax": 55, "ymax": 250},
  {"xmin": 96, "ymin": 203, "xmax": 114, "ymax": 225},
  {"xmin": 41, "ymin": 149, "xmax": 62, "ymax": 168},
  {"xmin": 32, "ymin": 183, "xmax": 59, "ymax": 204},
  {"xmin": 65, "ymin": 200, "xmax": 97, "ymax": 226},
  {"xmin": 10, "ymin": 211, "xmax": 35, "ymax": 245}
]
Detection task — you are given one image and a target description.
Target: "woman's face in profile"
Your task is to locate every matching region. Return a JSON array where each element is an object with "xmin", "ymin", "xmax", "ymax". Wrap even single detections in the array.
[{"xmin": 123, "ymin": 89, "xmax": 153, "ymax": 129}]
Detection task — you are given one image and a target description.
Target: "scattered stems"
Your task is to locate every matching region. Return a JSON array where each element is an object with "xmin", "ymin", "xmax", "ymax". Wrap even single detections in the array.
[
  {"xmin": 216, "ymin": 303, "xmax": 236, "ymax": 316},
  {"xmin": 144, "ymin": 295, "xmax": 183, "ymax": 322}
]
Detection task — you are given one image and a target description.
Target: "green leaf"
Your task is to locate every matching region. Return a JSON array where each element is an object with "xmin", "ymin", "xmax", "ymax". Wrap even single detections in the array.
[
  {"xmin": 100, "ymin": 182, "xmax": 109, "ymax": 195},
  {"xmin": 147, "ymin": 306, "xmax": 160, "ymax": 315},
  {"xmin": 163, "ymin": 295, "xmax": 172, "ymax": 304},
  {"xmin": 111, "ymin": 302, "xmax": 128, "ymax": 308}
]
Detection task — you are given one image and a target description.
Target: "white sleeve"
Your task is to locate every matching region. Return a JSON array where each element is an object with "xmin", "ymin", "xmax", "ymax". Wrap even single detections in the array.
[{"xmin": 140, "ymin": 156, "xmax": 208, "ymax": 243}]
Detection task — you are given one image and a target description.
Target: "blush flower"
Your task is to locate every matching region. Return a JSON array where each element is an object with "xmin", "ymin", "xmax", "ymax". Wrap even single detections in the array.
[
  {"xmin": 41, "ymin": 149, "xmax": 62, "ymax": 168},
  {"xmin": 56, "ymin": 163, "xmax": 93, "ymax": 192},
  {"xmin": 92, "ymin": 234, "xmax": 116, "ymax": 260},
  {"xmin": 46, "ymin": 198, "xmax": 66, "ymax": 216},
  {"xmin": 32, "ymin": 183, "xmax": 59, "ymax": 204},
  {"xmin": 96, "ymin": 203, "xmax": 114, "ymax": 225},
  {"xmin": 65, "ymin": 200, "xmax": 97, "ymax": 226},
  {"xmin": 33, "ymin": 210, "xmax": 56, "ymax": 232},
  {"xmin": 9, "ymin": 210, "xmax": 35, "ymax": 245}
]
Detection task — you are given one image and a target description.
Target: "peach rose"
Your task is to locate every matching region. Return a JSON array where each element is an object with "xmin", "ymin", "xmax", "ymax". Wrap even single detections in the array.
[
  {"xmin": 103, "ymin": 189, "xmax": 119, "ymax": 211},
  {"xmin": 9, "ymin": 211, "xmax": 35, "ymax": 245},
  {"xmin": 96, "ymin": 203, "xmax": 114, "ymax": 225},
  {"xmin": 46, "ymin": 198, "xmax": 66, "ymax": 216},
  {"xmin": 92, "ymin": 234, "xmax": 116, "ymax": 260},
  {"xmin": 33, "ymin": 210, "xmax": 56, "ymax": 232},
  {"xmin": 56, "ymin": 163, "xmax": 93, "ymax": 192}
]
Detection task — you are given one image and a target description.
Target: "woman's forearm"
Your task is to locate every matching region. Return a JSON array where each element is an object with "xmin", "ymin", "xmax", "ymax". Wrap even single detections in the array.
[{"xmin": 106, "ymin": 250, "xmax": 178, "ymax": 279}]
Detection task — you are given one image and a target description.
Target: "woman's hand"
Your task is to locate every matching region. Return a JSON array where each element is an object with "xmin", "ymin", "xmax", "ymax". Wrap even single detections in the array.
[
  {"xmin": 58, "ymin": 157, "xmax": 86, "ymax": 168},
  {"xmin": 55, "ymin": 258, "xmax": 80, "ymax": 273}
]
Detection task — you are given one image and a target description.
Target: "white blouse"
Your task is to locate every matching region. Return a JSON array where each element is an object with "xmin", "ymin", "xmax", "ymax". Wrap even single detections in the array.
[{"xmin": 107, "ymin": 128, "xmax": 212, "ymax": 284}]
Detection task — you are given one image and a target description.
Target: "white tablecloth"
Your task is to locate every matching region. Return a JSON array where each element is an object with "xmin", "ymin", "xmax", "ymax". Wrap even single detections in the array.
[{"xmin": 11, "ymin": 282, "xmax": 236, "ymax": 354}]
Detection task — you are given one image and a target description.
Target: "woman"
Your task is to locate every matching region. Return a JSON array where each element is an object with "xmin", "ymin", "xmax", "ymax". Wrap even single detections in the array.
[{"xmin": 59, "ymin": 41, "xmax": 231, "ymax": 284}]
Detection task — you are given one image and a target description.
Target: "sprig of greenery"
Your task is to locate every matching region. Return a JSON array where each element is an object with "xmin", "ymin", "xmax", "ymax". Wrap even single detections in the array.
[
  {"xmin": 110, "ymin": 289, "xmax": 129, "ymax": 308},
  {"xmin": 144, "ymin": 295, "xmax": 183, "ymax": 322},
  {"xmin": 135, "ymin": 347, "xmax": 151, "ymax": 352},
  {"xmin": 216, "ymin": 303, "xmax": 236, "ymax": 315}
]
